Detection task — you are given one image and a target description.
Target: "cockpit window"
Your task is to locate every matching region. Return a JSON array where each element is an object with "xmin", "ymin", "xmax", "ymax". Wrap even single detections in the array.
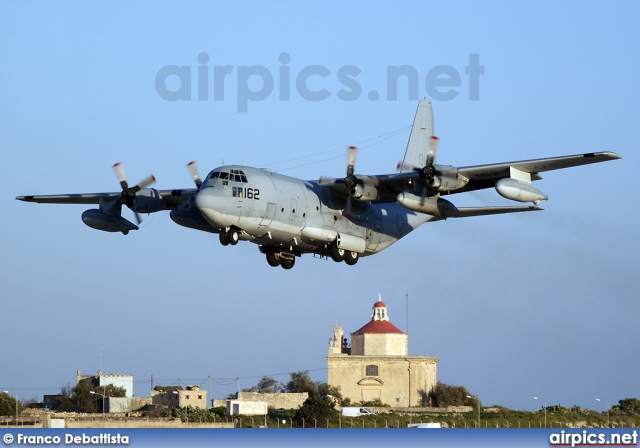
[{"xmin": 208, "ymin": 170, "xmax": 248, "ymax": 183}]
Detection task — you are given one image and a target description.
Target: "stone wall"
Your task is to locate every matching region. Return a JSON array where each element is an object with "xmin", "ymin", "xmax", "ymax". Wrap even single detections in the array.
[{"xmin": 213, "ymin": 392, "xmax": 308, "ymax": 410}]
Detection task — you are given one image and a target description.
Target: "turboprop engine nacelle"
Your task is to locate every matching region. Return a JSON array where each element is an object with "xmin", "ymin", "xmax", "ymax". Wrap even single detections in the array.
[
  {"xmin": 427, "ymin": 166, "xmax": 469, "ymax": 192},
  {"xmin": 129, "ymin": 188, "xmax": 165, "ymax": 213},
  {"xmin": 81, "ymin": 209, "xmax": 138, "ymax": 234},
  {"xmin": 495, "ymin": 178, "xmax": 548, "ymax": 205},
  {"xmin": 350, "ymin": 176, "xmax": 381, "ymax": 201},
  {"xmin": 397, "ymin": 192, "xmax": 460, "ymax": 217},
  {"xmin": 170, "ymin": 200, "xmax": 218, "ymax": 233}
]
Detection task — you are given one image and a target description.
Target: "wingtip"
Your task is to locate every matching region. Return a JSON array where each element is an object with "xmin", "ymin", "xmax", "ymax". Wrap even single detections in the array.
[{"xmin": 608, "ymin": 151, "xmax": 622, "ymax": 160}]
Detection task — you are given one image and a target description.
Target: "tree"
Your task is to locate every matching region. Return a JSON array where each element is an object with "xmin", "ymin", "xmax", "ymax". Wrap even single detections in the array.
[
  {"xmin": 0, "ymin": 392, "xmax": 22, "ymax": 417},
  {"xmin": 244, "ymin": 376, "xmax": 283, "ymax": 394},
  {"xmin": 53, "ymin": 382, "xmax": 73, "ymax": 411},
  {"xmin": 295, "ymin": 394, "xmax": 338, "ymax": 422},
  {"xmin": 427, "ymin": 381, "xmax": 478, "ymax": 408},
  {"xmin": 284, "ymin": 371, "xmax": 317, "ymax": 394},
  {"xmin": 153, "ymin": 385, "xmax": 183, "ymax": 392},
  {"xmin": 617, "ymin": 398, "xmax": 640, "ymax": 415},
  {"xmin": 61, "ymin": 380, "xmax": 127, "ymax": 413}
]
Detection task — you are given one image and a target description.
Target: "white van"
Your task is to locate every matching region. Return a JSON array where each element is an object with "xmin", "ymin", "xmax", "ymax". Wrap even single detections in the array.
[
  {"xmin": 342, "ymin": 407, "xmax": 376, "ymax": 417},
  {"xmin": 408, "ymin": 422, "xmax": 441, "ymax": 428}
]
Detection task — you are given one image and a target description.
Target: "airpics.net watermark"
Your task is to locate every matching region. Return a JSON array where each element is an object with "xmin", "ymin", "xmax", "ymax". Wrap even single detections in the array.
[{"xmin": 155, "ymin": 52, "xmax": 484, "ymax": 112}]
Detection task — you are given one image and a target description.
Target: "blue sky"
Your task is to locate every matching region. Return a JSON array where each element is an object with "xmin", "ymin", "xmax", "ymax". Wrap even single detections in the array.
[{"xmin": 1, "ymin": 1, "xmax": 638, "ymax": 412}]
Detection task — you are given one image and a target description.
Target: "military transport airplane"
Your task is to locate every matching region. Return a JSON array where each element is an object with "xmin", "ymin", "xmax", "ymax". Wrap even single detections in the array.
[{"xmin": 17, "ymin": 100, "xmax": 620, "ymax": 269}]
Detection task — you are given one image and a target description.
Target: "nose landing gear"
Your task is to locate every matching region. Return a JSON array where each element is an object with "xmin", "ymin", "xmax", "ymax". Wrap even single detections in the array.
[{"xmin": 219, "ymin": 227, "xmax": 240, "ymax": 246}]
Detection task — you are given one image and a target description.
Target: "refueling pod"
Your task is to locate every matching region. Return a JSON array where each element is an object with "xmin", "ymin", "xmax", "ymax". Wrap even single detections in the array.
[
  {"xmin": 81, "ymin": 209, "xmax": 138, "ymax": 234},
  {"xmin": 495, "ymin": 178, "xmax": 548, "ymax": 205},
  {"xmin": 397, "ymin": 192, "xmax": 459, "ymax": 217}
]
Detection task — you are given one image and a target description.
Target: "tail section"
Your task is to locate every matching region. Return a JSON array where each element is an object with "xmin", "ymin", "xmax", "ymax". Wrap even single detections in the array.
[{"xmin": 399, "ymin": 99, "xmax": 434, "ymax": 172}]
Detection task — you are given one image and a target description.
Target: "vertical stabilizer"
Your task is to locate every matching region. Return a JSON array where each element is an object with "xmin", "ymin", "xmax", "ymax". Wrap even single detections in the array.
[{"xmin": 399, "ymin": 99, "xmax": 434, "ymax": 172}]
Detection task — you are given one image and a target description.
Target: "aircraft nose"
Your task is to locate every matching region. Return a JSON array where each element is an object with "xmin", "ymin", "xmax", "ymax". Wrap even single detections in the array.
[
  {"xmin": 195, "ymin": 187, "xmax": 214, "ymax": 212},
  {"xmin": 195, "ymin": 187, "xmax": 226, "ymax": 228}
]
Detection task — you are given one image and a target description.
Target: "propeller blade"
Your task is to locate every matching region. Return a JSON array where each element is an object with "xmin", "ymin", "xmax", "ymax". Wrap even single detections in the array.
[
  {"xmin": 425, "ymin": 136, "xmax": 439, "ymax": 167},
  {"xmin": 187, "ymin": 161, "xmax": 202, "ymax": 187},
  {"xmin": 133, "ymin": 211, "xmax": 142, "ymax": 225},
  {"xmin": 346, "ymin": 146, "xmax": 356, "ymax": 177},
  {"xmin": 129, "ymin": 174, "xmax": 156, "ymax": 194},
  {"xmin": 396, "ymin": 161, "xmax": 420, "ymax": 172},
  {"xmin": 112, "ymin": 163, "xmax": 128, "ymax": 190},
  {"xmin": 318, "ymin": 176, "xmax": 338, "ymax": 185},
  {"xmin": 345, "ymin": 195, "xmax": 353, "ymax": 216}
]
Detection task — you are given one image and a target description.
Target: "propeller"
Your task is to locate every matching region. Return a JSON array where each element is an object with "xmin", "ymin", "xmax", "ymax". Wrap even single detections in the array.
[
  {"xmin": 186, "ymin": 161, "xmax": 202, "ymax": 188},
  {"xmin": 317, "ymin": 146, "xmax": 358, "ymax": 215},
  {"xmin": 396, "ymin": 136, "xmax": 440, "ymax": 205},
  {"xmin": 343, "ymin": 146, "xmax": 358, "ymax": 215},
  {"xmin": 419, "ymin": 136, "xmax": 440, "ymax": 180},
  {"xmin": 112, "ymin": 162, "xmax": 156, "ymax": 225}
]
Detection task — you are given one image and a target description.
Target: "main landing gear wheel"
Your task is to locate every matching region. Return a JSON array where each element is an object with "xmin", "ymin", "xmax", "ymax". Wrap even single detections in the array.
[
  {"xmin": 219, "ymin": 230, "xmax": 229, "ymax": 246},
  {"xmin": 226, "ymin": 227, "xmax": 239, "ymax": 245},
  {"xmin": 281, "ymin": 258, "xmax": 295, "ymax": 270},
  {"xmin": 266, "ymin": 252, "xmax": 281, "ymax": 267},
  {"xmin": 344, "ymin": 251, "xmax": 359, "ymax": 266},
  {"xmin": 329, "ymin": 241, "xmax": 345, "ymax": 262}
]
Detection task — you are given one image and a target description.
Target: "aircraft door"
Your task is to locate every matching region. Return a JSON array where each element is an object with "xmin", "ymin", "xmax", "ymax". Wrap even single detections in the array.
[{"xmin": 259, "ymin": 202, "xmax": 277, "ymax": 228}]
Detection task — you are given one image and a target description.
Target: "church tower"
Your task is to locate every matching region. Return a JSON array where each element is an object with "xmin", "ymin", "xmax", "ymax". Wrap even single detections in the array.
[
  {"xmin": 350, "ymin": 294, "xmax": 408, "ymax": 356},
  {"xmin": 325, "ymin": 294, "xmax": 438, "ymax": 408}
]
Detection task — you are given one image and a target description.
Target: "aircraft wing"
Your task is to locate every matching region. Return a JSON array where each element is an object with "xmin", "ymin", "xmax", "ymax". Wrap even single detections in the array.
[
  {"xmin": 16, "ymin": 189, "xmax": 197, "ymax": 207},
  {"xmin": 455, "ymin": 151, "xmax": 621, "ymax": 193},
  {"xmin": 372, "ymin": 151, "xmax": 620, "ymax": 200}
]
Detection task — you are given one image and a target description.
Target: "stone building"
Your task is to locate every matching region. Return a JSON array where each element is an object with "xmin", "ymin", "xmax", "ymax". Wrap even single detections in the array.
[
  {"xmin": 76, "ymin": 370, "xmax": 134, "ymax": 398},
  {"xmin": 325, "ymin": 295, "xmax": 438, "ymax": 407},
  {"xmin": 212, "ymin": 392, "xmax": 309, "ymax": 412},
  {"xmin": 152, "ymin": 385, "xmax": 207, "ymax": 409}
]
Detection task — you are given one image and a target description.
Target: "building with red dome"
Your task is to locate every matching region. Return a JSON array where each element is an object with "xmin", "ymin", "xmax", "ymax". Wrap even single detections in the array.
[{"xmin": 325, "ymin": 294, "xmax": 438, "ymax": 407}]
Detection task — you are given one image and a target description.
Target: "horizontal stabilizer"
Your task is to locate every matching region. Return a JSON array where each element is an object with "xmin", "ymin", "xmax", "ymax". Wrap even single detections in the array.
[{"xmin": 451, "ymin": 205, "xmax": 542, "ymax": 218}]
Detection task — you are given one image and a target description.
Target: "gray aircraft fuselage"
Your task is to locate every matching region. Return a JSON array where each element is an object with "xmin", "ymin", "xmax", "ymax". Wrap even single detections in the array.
[{"xmin": 193, "ymin": 165, "xmax": 432, "ymax": 258}]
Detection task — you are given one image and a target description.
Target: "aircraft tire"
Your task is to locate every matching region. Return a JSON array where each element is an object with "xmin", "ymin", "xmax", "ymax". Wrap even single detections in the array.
[
  {"xmin": 266, "ymin": 252, "xmax": 281, "ymax": 267},
  {"xmin": 226, "ymin": 227, "xmax": 239, "ymax": 245},
  {"xmin": 281, "ymin": 258, "xmax": 295, "ymax": 270},
  {"xmin": 344, "ymin": 251, "xmax": 359, "ymax": 265},
  {"xmin": 219, "ymin": 231, "xmax": 229, "ymax": 246},
  {"xmin": 329, "ymin": 241, "xmax": 345, "ymax": 262}
]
